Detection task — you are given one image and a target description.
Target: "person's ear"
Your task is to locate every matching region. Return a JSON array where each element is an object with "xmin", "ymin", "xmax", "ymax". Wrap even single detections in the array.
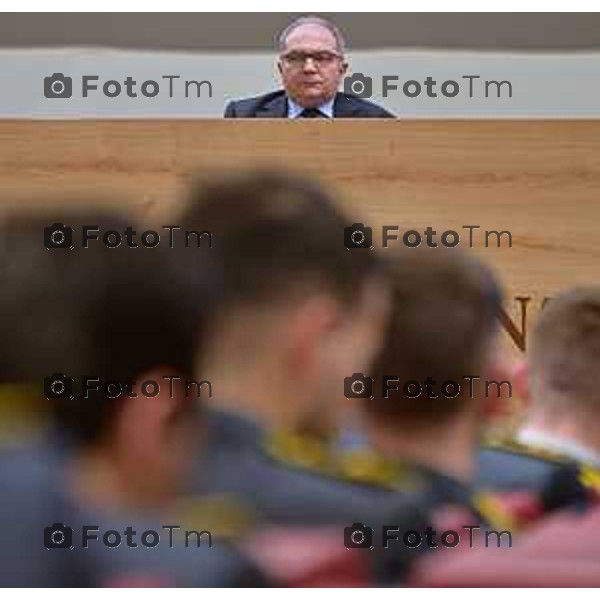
[
  {"xmin": 340, "ymin": 60, "xmax": 349, "ymax": 76},
  {"xmin": 287, "ymin": 295, "xmax": 340, "ymax": 373},
  {"xmin": 481, "ymin": 356, "xmax": 515, "ymax": 420},
  {"xmin": 118, "ymin": 367, "xmax": 184, "ymax": 443},
  {"xmin": 512, "ymin": 361, "xmax": 530, "ymax": 405},
  {"xmin": 277, "ymin": 60, "xmax": 284, "ymax": 77}
]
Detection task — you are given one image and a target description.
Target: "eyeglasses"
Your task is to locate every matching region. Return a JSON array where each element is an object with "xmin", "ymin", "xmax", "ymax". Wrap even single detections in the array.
[{"xmin": 280, "ymin": 51, "xmax": 342, "ymax": 68}]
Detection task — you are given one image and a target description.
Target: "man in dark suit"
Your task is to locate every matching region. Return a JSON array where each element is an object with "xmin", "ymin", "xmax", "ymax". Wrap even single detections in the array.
[{"xmin": 224, "ymin": 16, "xmax": 394, "ymax": 119}]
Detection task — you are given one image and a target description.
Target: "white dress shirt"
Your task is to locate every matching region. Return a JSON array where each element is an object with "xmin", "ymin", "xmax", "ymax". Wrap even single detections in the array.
[{"xmin": 518, "ymin": 428, "xmax": 600, "ymax": 469}]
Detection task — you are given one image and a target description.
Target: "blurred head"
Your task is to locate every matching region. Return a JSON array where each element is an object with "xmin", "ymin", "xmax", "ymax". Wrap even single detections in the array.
[
  {"xmin": 529, "ymin": 287, "xmax": 600, "ymax": 433},
  {"xmin": 277, "ymin": 16, "xmax": 348, "ymax": 109},
  {"xmin": 363, "ymin": 248, "xmax": 502, "ymax": 436},
  {"xmin": 181, "ymin": 170, "xmax": 389, "ymax": 430},
  {"xmin": 0, "ymin": 210, "xmax": 216, "ymax": 507}
]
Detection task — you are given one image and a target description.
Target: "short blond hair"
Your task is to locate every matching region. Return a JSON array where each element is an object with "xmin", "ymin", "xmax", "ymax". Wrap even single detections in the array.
[{"xmin": 530, "ymin": 286, "xmax": 600, "ymax": 413}]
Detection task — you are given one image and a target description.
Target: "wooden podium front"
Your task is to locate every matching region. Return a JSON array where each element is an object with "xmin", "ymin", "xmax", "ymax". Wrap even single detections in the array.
[{"xmin": 1, "ymin": 120, "xmax": 599, "ymax": 355}]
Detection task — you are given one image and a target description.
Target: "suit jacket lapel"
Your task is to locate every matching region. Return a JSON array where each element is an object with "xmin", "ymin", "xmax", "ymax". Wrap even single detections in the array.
[
  {"xmin": 256, "ymin": 92, "xmax": 288, "ymax": 118},
  {"xmin": 333, "ymin": 93, "xmax": 360, "ymax": 118}
]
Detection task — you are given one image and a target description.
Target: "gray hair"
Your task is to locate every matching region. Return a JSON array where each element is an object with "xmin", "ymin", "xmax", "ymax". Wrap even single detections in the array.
[{"xmin": 277, "ymin": 16, "xmax": 346, "ymax": 55}]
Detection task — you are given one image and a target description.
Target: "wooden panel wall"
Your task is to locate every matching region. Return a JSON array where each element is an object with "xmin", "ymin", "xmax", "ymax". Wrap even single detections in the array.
[{"xmin": 1, "ymin": 120, "xmax": 599, "ymax": 355}]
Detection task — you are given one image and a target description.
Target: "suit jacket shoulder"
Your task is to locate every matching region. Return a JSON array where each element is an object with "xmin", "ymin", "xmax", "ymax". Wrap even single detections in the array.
[
  {"xmin": 224, "ymin": 90, "xmax": 395, "ymax": 118},
  {"xmin": 476, "ymin": 443, "xmax": 567, "ymax": 492},
  {"xmin": 191, "ymin": 411, "xmax": 420, "ymax": 525},
  {"xmin": 333, "ymin": 93, "xmax": 395, "ymax": 118},
  {"xmin": 224, "ymin": 91, "xmax": 287, "ymax": 118}
]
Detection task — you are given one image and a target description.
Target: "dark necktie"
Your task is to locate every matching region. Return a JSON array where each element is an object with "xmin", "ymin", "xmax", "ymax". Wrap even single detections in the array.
[{"xmin": 299, "ymin": 107, "xmax": 327, "ymax": 118}]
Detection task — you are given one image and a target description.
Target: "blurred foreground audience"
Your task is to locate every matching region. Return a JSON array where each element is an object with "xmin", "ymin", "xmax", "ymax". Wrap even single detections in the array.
[
  {"xmin": 0, "ymin": 211, "xmax": 264, "ymax": 586},
  {"xmin": 179, "ymin": 171, "xmax": 405, "ymax": 526},
  {"xmin": 477, "ymin": 287, "xmax": 600, "ymax": 526},
  {"xmin": 0, "ymin": 169, "xmax": 599, "ymax": 588},
  {"xmin": 411, "ymin": 504, "xmax": 600, "ymax": 587},
  {"xmin": 355, "ymin": 249, "xmax": 504, "ymax": 518}
]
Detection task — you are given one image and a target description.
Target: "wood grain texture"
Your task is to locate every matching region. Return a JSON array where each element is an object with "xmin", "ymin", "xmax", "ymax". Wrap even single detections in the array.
[{"xmin": 1, "ymin": 120, "xmax": 598, "ymax": 354}]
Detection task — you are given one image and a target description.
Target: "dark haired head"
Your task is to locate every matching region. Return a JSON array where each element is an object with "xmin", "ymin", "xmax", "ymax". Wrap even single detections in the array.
[
  {"xmin": 0, "ymin": 209, "xmax": 216, "ymax": 445},
  {"xmin": 181, "ymin": 170, "xmax": 386, "ymax": 311},
  {"xmin": 178, "ymin": 170, "xmax": 390, "ymax": 433},
  {"xmin": 366, "ymin": 248, "xmax": 502, "ymax": 427}
]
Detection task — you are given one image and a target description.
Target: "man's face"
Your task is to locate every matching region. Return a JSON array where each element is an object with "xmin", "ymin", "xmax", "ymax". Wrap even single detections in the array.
[
  {"xmin": 306, "ymin": 280, "xmax": 391, "ymax": 429},
  {"xmin": 326, "ymin": 282, "xmax": 391, "ymax": 389},
  {"xmin": 118, "ymin": 373, "xmax": 200, "ymax": 508},
  {"xmin": 278, "ymin": 24, "xmax": 348, "ymax": 108}
]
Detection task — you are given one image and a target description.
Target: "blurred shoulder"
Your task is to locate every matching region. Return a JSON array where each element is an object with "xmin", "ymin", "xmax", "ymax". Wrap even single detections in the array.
[
  {"xmin": 195, "ymin": 419, "xmax": 423, "ymax": 524},
  {"xmin": 334, "ymin": 93, "xmax": 396, "ymax": 118},
  {"xmin": 76, "ymin": 504, "xmax": 267, "ymax": 587},
  {"xmin": 476, "ymin": 439, "xmax": 568, "ymax": 492},
  {"xmin": 265, "ymin": 431, "xmax": 425, "ymax": 494},
  {"xmin": 224, "ymin": 90, "xmax": 286, "ymax": 118}
]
